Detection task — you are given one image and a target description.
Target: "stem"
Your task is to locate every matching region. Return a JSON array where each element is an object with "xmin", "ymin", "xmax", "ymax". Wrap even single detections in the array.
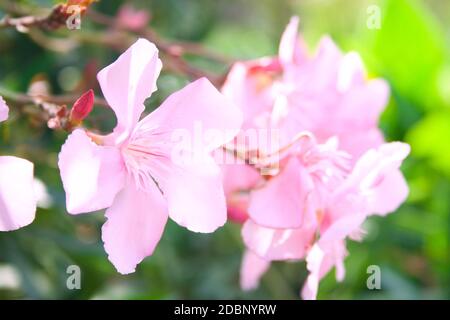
[
  {"xmin": 0, "ymin": 4, "xmax": 69, "ymax": 31},
  {"xmin": 0, "ymin": 87, "xmax": 108, "ymax": 108},
  {"xmin": 86, "ymin": 10, "xmax": 231, "ymax": 64},
  {"xmin": 86, "ymin": 10, "xmax": 230, "ymax": 86}
]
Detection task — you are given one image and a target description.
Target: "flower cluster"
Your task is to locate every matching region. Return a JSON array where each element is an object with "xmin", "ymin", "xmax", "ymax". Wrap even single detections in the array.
[{"xmin": 221, "ymin": 17, "xmax": 409, "ymax": 299}]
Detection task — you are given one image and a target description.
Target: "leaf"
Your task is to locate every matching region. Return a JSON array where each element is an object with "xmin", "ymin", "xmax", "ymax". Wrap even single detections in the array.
[
  {"xmin": 360, "ymin": 0, "xmax": 447, "ymax": 110},
  {"xmin": 406, "ymin": 112, "xmax": 450, "ymax": 176}
]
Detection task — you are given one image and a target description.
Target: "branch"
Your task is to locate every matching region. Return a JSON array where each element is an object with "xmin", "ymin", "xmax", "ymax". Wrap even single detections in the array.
[
  {"xmin": 0, "ymin": 87, "xmax": 109, "ymax": 131},
  {"xmin": 86, "ymin": 10, "xmax": 231, "ymax": 64},
  {"xmin": 0, "ymin": 5, "xmax": 70, "ymax": 31},
  {"xmin": 86, "ymin": 10, "xmax": 231, "ymax": 86},
  {"xmin": 0, "ymin": 87, "xmax": 108, "ymax": 108}
]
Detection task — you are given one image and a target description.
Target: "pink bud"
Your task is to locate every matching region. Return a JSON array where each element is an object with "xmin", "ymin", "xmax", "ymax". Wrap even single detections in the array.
[
  {"xmin": 70, "ymin": 89, "xmax": 94, "ymax": 123},
  {"xmin": 117, "ymin": 5, "xmax": 150, "ymax": 31}
]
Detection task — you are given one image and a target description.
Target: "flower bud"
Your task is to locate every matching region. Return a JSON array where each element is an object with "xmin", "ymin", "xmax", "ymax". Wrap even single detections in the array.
[{"xmin": 69, "ymin": 89, "xmax": 94, "ymax": 124}]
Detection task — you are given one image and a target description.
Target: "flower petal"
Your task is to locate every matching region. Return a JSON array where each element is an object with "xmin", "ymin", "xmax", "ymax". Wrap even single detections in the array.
[
  {"xmin": 301, "ymin": 244, "xmax": 324, "ymax": 300},
  {"xmin": 306, "ymin": 36, "xmax": 343, "ymax": 92},
  {"xmin": 139, "ymin": 77, "xmax": 243, "ymax": 151},
  {"xmin": 220, "ymin": 159, "xmax": 261, "ymax": 223},
  {"xmin": 102, "ymin": 179, "xmax": 168, "ymax": 274},
  {"xmin": 58, "ymin": 129, "xmax": 126, "ymax": 214},
  {"xmin": 278, "ymin": 16, "xmax": 306, "ymax": 66},
  {"xmin": 0, "ymin": 156, "xmax": 36, "ymax": 231},
  {"xmin": 240, "ymin": 250, "xmax": 271, "ymax": 291},
  {"xmin": 221, "ymin": 61, "xmax": 276, "ymax": 131},
  {"xmin": 369, "ymin": 170, "xmax": 409, "ymax": 216},
  {"xmin": 248, "ymin": 157, "xmax": 313, "ymax": 228},
  {"xmin": 319, "ymin": 213, "xmax": 366, "ymax": 245},
  {"xmin": 97, "ymin": 38, "xmax": 162, "ymax": 141},
  {"xmin": 166, "ymin": 155, "xmax": 227, "ymax": 233},
  {"xmin": 339, "ymin": 79, "xmax": 390, "ymax": 129},
  {"xmin": 336, "ymin": 142, "xmax": 410, "ymax": 215},
  {"xmin": 242, "ymin": 219, "xmax": 314, "ymax": 261},
  {"xmin": 301, "ymin": 240, "xmax": 347, "ymax": 300},
  {"xmin": 0, "ymin": 96, "xmax": 8, "ymax": 123}
]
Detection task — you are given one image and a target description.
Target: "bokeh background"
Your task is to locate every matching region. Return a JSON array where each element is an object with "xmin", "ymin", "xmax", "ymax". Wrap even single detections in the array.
[{"xmin": 0, "ymin": 0, "xmax": 449, "ymax": 299}]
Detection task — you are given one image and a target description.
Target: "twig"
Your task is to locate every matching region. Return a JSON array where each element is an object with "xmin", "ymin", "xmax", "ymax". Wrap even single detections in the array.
[
  {"xmin": 0, "ymin": 5, "xmax": 70, "ymax": 31},
  {"xmin": 0, "ymin": 87, "xmax": 108, "ymax": 108},
  {"xmin": 87, "ymin": 10, "xmax": 231, "ymax": 64},
  {"xmin": 86, "ymin": 10, "xmax": 230, "ymax": 86}
]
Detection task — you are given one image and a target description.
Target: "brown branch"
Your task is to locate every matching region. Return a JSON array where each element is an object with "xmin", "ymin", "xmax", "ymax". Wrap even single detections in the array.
[
  {"xmin": 0, "ymin": 2, "xmax": 231, "ymax": 86},
  {"xmin": 0, "ymin": 88, "xmax": 108, "ymax": 108},
  {"xmin": 0, "ymin": 5, "xmax": 71, "ymax": 31},
  {"xmin": 86, "ymin": 10, "xmax": 231, "ymax": 86},
  {"xmin": 0, "ymin": 87, "xmax": 109, "ymax": 131},
  {"xmin": 86, "ymin": 10, "xmax": 231, "ymax": 64}
]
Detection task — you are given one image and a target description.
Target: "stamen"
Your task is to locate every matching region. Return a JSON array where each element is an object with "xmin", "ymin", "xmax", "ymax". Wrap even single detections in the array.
[{"xmin": 122, "ymin": 126, "xmax": 171, "ymax": 194}]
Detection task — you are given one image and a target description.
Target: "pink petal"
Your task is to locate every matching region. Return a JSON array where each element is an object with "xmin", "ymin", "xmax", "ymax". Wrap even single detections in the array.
[
  {"xmin": 58, "ymin": 129, "xmax": 126, "ymax": 214},
  {"xmin": 0, "ymin": 156, "xmax": 36, "ymax": 231},
  {"xmin": 139, "ymin": 77, "xmax": 243, "ymax": 152},
  {"xmin": 227, "ymin": 193, "xmax": 250, "ymax": 224},
  {"xmin": 102, "ymin": 179, "xmax": 168, "ymax": 274},
  {"xmin": 278, "ymin": 16, "xmax": 306, "ymax": 66},
  {"xmin": 339, "ymin": 79, "xmax": 389, "ymax": 129},
  {"xmin": 166, "ymin": 155, "xmax": 227, "ymax": 233},
  {"xmin": 336, "ymin": 52, "xmax": 366, "ymax": 92},
  {"xmin": 240, "ymin": 250, "xmax": 271, "ymax": 291},
  {"xmin": 301, "ymin": 240, "xmax": 348, "ymax": 300},
  {"xmin": 301, "ymin": 244, "xmax": 324, "ymax": 300},
  {"xmin": 336, "ymin": 142, "xmax": 410, "ymax": 216},
  {"xmin": 369, "ymin": 170, "xmax": 409, "ymax": 216},
  {"xmin": 0, "ymin": 96, "xmax": 8, "ymax": 122},
  {"xmin": 306, "ymin": 36, "xmax": 342, "ymax": 92},
  {"xmin": 337, "ymin": 128, "xmax": 385, "ymax": 159},
  {"xmin": 97, "ymin": 38, "xmax": 162, "ymax": 141},
  {"xmin": 222, "ymin": 162, "xmax": 261, "ymax": 196},
  {"xmin": 319, "ymin": 213, "xmax": 366, "ymax": 245},
  {"xmin": 302, "ymin": 211, "xmax": 361, "ymax": 299},
  {"xmin": 221, "ymin": 160, "xmax": 261, "ymax": 223},
  {"xmin": 248, "ymin": 157, "xmax": 313, "ymax": 228},
  {"xmin": 221, "ymin": 61, "xmax": 276, "ymax": 131},
  {"xmin": 242, "ymin": 219, "xmax": 314, "ymax": 261}
]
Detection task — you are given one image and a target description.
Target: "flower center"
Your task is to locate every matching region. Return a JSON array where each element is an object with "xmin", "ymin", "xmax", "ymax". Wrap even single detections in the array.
[{"xmin": 121, "ymin": 128, "xmax": 171, "ymax": 194}]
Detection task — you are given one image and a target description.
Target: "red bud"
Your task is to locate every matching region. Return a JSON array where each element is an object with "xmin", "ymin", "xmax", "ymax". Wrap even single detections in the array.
[{"xmin": 70, "ymin": 89, "xmax": 94, "ymax": 123}]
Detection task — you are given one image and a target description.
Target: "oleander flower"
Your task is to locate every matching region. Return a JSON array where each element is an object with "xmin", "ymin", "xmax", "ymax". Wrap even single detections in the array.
[
  {"xmin": 222, "ymin": 16, "xmax": 388, "ymax": 159},
  {"xmin": 220, "ymin": 17, "xmax": 410, "ymax": 299},
  {"xmin": 0, "ymin": 96, "xmax": 37, "ymax": 231},
  {"xmin": 58, "ymin": 39, "xmax": 242, "ymax": 274},
  {"xmin": 240, "ymin": 140, "xmax": 409, "ymax": 299}
]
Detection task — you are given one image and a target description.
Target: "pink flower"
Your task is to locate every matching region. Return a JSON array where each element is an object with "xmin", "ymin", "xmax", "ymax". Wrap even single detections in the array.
[
  {"xmin": 221, "ymin": 17, "xmax": 410, "ymax": 299},
  {"xmin": 0, "ymin": 96, "xmax": 37, "ymax": 231},
  {"xmin": 301, "ymin": 143, "xmax": 410, "ymax": 300},
  {"xmin": 241, "ymin": 141, "xmax": 409, "ymax": 299},
  {"xmin": 58, "ymin": 39, "xmax": 242, "ymax": 274},
  {"xmin": 117, "ymin": 4, "xmax": 150, "ymax": 31},
  {"xmin": 222, "ymin": 16, "xmax": 389, "ymax": 159}
]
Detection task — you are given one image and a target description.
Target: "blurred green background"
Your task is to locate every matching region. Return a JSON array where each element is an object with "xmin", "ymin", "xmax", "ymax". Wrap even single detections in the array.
[{"xmin": 0, "ymin": 0, "xmax": 449, "ymax": 299}]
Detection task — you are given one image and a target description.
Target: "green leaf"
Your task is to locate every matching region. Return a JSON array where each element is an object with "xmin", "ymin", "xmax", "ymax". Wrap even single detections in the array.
[
  {"xmin": 406, "ymin": 112, "xmax": 450, "ymax": 176},
  {"xmin": 360, "ymin": 0, "xmax": 447, "ymax": 110}
]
